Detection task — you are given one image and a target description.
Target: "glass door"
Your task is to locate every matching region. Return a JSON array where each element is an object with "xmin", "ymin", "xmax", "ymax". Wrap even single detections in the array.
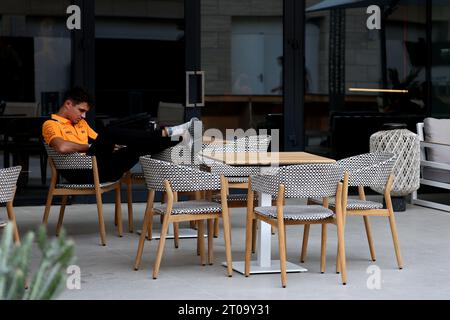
[
  {"xmin": 200, "ymin": 0, "xmax": 283, "ymax": 141},
  {"xmin": 94, "ymin": 0, "xmax": 186, "ymax": 125}
]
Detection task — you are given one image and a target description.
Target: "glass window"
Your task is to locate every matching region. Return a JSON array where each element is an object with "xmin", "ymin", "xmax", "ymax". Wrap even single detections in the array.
[
  {"xmin": 201, "ymin": 0, "xmax": 283, "ymax": 134},
  {"xmin": 0, "ymin": 1, "xmax": 71, "ymax": 194},
  {"xmin": 304, "ymin": 0, "xmax": 428, "ymax": 159},
  {"xmin": 384, "ymin": 1, "xmax": 426, "ymax": 115},
  {"xmin": 0, "ymin": 1, "xmax": 71, "ymax": 114}
]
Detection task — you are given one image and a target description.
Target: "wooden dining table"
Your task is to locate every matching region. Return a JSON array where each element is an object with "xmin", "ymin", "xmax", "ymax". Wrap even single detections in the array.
[{"xmin": 202, "ymin": 151, "xmax": 336, "ymax": 275}]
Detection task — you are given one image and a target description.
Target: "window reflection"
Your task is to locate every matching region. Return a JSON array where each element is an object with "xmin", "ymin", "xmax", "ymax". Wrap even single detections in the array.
[{"xmin": 432, "ymin": 2, "xmax": 450, "ymax": 115}]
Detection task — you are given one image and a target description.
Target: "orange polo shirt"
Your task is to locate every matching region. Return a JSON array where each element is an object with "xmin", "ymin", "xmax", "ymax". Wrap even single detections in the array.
[{"xmin": 42, "ymin": 114, "xmax": 98, "ymax": 145}]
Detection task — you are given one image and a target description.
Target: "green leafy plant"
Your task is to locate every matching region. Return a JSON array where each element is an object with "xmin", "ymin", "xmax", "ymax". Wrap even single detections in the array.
[{"xmin": 0, "ymin": 223, "xmax": 75, "ymax": 300}]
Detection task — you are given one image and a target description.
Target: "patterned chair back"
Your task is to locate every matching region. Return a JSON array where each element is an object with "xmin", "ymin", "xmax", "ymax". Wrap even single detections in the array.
[
  {"xmin": 337, "ymin": 152, "xmax": 396, "ymax": 188},
  {"xmin": 201, "ymin": 135, "xmax": 271, "ymax": 176},
  {"xmin": 251, "ymin": 163, "xmax": 343, "ymax": 199},
  {"xmin": 0, "ymin": 166, "xmax": 22, "ymax": 203},
  {"xmin": 153, "ymin": 119, "xmax": 202, "ymax": 167},
  {"xmin": 139, "ymin": 156, "xmax": 221, "ymax": 192},
  {"xmin": 203, "ymin": 134, "xmax": 271, "ymax": 154},
  {"xmin": 44, "ymin": 144, "xmax": 93, "ymax": 170},
  {"xmin": 209, "ymin": 162, "xmax": 260, "ymax": 177}
]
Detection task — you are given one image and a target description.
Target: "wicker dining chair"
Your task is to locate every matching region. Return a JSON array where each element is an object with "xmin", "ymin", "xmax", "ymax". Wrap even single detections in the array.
[
  {"xmin": 245, "ymin": 163, "xmax": 347, "ymax": 288},
  {"xmin": 201, "ymin": 135, "xmax": 272, "ymax": 239},
  {"xmin": 134, "ymin": 157, "xmax": 232, "ymax": 279},
  {"xmin": 122, "ymin": 119, "xmax": 201, "ymax": 234},
  {"xmin": 42, "ymin": 144, "xmax": 123, "ymax": 246},
  {"xmin": 0, "ymin": 166, "xmax": 22, "ymax": 243},
  {"xmin": 306, "ymin": 152, "xmax": 403, "ymax": 270}
]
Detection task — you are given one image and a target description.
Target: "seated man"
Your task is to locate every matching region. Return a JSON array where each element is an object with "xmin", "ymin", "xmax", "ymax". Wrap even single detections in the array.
[{"xmin": 42, "ymin": 87, "xmax": 197, "ymax": 184}]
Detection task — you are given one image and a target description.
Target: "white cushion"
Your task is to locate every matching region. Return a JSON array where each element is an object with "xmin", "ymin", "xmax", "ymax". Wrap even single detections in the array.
[
  {"xmin": 310, "ymin": 197, "xmax": 383, "ymax": 210},
  {"xmin": 422, "ymin": 167, "xmax": 450, "ymax": 184},
  {"xmin": 255, "ymin": 205, "xmax": 334, "ymax": 221},
  {"xmin": 153, "ymin": 200, "xmax": 222, "ymax": 215},
  {"xmin": 423, "ymin": 118, "xmax": 450, "ymax": 164}
]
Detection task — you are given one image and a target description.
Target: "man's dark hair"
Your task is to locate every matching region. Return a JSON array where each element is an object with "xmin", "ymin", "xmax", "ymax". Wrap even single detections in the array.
[{"xmin": 63, "ymin": 87, "xmax": 94, "ymax": 108}]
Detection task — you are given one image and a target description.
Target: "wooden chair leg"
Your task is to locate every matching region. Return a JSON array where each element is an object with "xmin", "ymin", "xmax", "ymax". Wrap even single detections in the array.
[
  {"xmin": 277, "ymin": 220, "xmax": 287, "ymax": 288},
  {"xmin": 388, "ymin": 211, "xmax": 404, "ymax": 269},
  {"xmin": 336, "ymin": 217, "xmax": 347, "ymax": 285},
  {"xmin": 300, "ymin": 224, "xmax": 310, "ymax": 263},
  {"xmin": 226, "ymin": 212, "xmax": 232, "ymax": 247},
  {"xmin": 42, "ymin": 189, "xmax": 54, "ymax": 225},
  {"xmin": 147, "ymin": 214, "xmax": 154, "ymax": 241},
  {"xmin": 152, "ymin": 214, "xmax": 171, "ymax": 279},
  {"xmin": 320, "ymin": 223, "xmax": 327, "ymax": 274},
  {"xmin": 190, "ymin": 221, "xmax": 197, "ymax": 230},
  {"xmin": 222, "ymin": 210, "xmax": 233, "ymax": 277},
  {"xmin": 207, "ymin": 219, "xmax": 214, "ymax": 265},
  {"xmin": 127, "ymin": 179, "xmax": 134, "ymax": 233},
  {"xmin": 145, "ymin": 192, "xmax": 155, "ymax": 241},
  {"xmin": 363, "ymin": 216, "xmax": 376, "ymax": 261},
  {"xmin": 245, "ymin": 214, "xmax": 254, "ymax": 277},
  {"xmin": 251, "ymin": 219, "xmax": 257, "ymax": 254},
  {"xmin": 115, "ymin": 186, "xmax": 123, "ymax": 237},
  {"xmin": 56, "ymin": 195, "xmax": 68, "ymax": 236},
  {"xmin": 196, "ymin": 224, "xmax": 200, "ymax": 256},
  {"xmin": 159, "ymin": 192, "xmax": 167, "ymax": 225},
  {"xmin": 197, "ymin": 220, "xmax": 206, "ymax": 266},
  {"xmin": 173, "ymin": 222, "xmax": 179, "ymax": 249},
  {"xmin": 335, "ymin": 244, "xmax": 341, "ymax": 274},
  {"xmin": 6, "ymin": 202, "xmax": 20, "ymax": 244},
  {"xmin": 213, "ymin": 218, "xmax": 219, "ymax": 238},
  {"xmin": 94, "ymin": 191, "xmax": 107, "ymax": 246},
  {"xmin": 134, "ymin": 203, "xmax": 153, "ymax": 270}
]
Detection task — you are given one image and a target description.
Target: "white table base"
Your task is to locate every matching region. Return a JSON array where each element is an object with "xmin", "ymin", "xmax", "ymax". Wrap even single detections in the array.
[{"xmin": 223, "ymin": 260, "xmax": 307, "ymax": 275}]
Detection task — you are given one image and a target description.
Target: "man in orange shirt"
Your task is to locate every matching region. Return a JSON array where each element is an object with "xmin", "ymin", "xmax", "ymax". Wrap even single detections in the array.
[{"xmin": 42, "ymin": 87, "xmax": 197, "ymax": 184}]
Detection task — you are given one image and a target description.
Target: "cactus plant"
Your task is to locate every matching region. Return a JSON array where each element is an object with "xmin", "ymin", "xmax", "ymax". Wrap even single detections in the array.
[{"xmin": 0, "ymin": 222, "xmax": 75, "ymax": 300}]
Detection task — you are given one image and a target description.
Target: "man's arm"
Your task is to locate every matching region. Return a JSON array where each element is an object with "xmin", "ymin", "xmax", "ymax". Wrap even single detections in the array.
[{"xmin": 50, "ymin": 137, "xmax": 90, "ymax": 154}]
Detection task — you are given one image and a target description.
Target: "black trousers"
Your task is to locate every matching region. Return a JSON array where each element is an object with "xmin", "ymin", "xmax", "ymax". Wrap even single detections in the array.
[{"xmin": 60, "ymin": 127, "xmax": 179, "ymax": 184}]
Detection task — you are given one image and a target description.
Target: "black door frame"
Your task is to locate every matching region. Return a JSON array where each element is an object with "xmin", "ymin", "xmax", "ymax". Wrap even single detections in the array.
[
  {"xmin": 71, "ymin": 0, "xmax": 96, "ymax": 127},
  {"xmin": 283, "ymin": 0, "xmax": 306, "ymax": 151},
  {"xmin": 184, "ymin": 0, "xmax": 202, "ymax": 121}
]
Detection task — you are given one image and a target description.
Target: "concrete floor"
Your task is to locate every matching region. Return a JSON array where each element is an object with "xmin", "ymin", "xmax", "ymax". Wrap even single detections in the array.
[{"xmin": 3, "ymin": 196, "xmax": 450, "ymax": 300}]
